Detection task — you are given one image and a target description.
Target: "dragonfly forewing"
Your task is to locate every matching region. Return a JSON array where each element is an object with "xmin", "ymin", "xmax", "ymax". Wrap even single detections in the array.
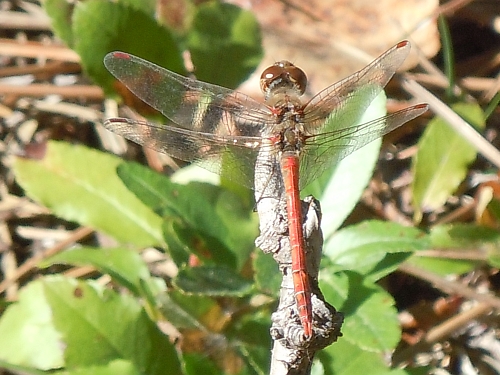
[
  {"xmin": 302, "ymin": 41, "xmax": 411, "ymax": 130},
  {"xmin": 104, "ymin": 52, "xmax": 273, "ymax": 137}
]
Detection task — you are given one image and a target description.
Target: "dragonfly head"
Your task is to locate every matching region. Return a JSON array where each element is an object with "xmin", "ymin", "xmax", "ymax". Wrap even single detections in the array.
[{"xmin": 260, "ymin": 61, "xmax": 307, "ymax": 100}]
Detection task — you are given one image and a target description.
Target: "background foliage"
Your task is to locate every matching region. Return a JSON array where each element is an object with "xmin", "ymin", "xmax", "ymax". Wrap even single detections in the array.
[{"xmin": 1, "ymin": 1, "xmax": 499, "ymax": 375}]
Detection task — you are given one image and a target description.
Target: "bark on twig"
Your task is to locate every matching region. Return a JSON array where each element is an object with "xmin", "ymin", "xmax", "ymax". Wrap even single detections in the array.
[{"xmin": 254, "ymin": 152, "xmax": 343, "ymax": 375}]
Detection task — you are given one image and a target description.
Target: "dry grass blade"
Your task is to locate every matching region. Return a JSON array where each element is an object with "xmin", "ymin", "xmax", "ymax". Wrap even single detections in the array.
[{"xmin": 402, "ymin": 78, "xmax": 500, "ymax": 169}]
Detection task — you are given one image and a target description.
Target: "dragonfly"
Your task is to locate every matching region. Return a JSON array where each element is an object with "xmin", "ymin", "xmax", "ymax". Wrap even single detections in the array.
[{"xmin": 103, "ymin": 40, "xmax": 428, "ymax": 339}]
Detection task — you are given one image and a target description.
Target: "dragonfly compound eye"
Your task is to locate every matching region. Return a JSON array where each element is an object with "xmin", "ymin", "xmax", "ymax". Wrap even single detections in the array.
[{"xmin": 260, "ymin": 61, "xmax": 308, "ymax": 96}]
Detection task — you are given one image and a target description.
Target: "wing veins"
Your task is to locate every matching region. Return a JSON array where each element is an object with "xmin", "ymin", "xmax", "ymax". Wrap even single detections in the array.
[{"xmin": 302, "ymin": 42, "xmax": 411, "ymax": 128}]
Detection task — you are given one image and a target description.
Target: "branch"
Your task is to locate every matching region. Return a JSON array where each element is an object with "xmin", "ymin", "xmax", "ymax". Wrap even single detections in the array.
[{"xmin": 254, "ymin": 156, "xmax": 343, "ymax": 375}]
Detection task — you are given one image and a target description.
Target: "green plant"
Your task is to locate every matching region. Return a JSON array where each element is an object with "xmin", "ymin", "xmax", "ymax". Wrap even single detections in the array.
[{"xmin": 2, "ymin": 2, "xmax": 500, "ymax": 375}]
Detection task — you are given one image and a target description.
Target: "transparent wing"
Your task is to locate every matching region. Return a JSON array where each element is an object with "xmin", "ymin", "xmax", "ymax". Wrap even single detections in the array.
[
  {"xmin": 104, "ymin": 52, "xmax": 273, "ymax": 137},
  {"xmin": 297, "ymin": 40, "xmax": 425, "ymax": 187},
  {"xmin": 298, "ymin": 104, "xmax": 428, "ymax": 188},
  {"xmin": 302, "ymin": 40, "xmax": 411, "ymax": 132},
  {"xmin": 103, "ymin": 117, "xmax": 277, "ymax": 189},
  {"xmin": 103, "ymin": 44, "xmax": 427, "ymax": 192}
]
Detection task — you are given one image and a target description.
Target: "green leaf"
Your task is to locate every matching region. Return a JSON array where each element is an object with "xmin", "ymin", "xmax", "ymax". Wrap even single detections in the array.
[
  {"xmin": 174, "ymin": 265, "xmax": 253, "ymax": 297},
  {"xmin": 187, "ymin": 2, "xmax": 262, "ymax": 88},
  {"xmin": 13, "ymin": 141, "xmax": 163, "ymax": 247},
  {"xmin": 119, "ymin": 0, "xmax": 156, "ymax": 16},
  {"xmin": 0, "ymin": 281, "xmax": 64, "ymax": 370},
  {"xmin": 409, "ymin": 223, "xmax": 500, "ymax": 275},
  {"xmin": 321, "ymin": 271, "xmax": 400, "ymax": 353},
  {"xmin": 117, "ymin": 162, "xmax": 257, "ymax": 270},
  {"xmin": 65, "ymin": 360, "xmax": 140, "ymax": 375},
  {"xmin": 489, "ymin": 253, "xmax": 500, "ymax": 268},
  {"xmin": 485, "ymin": 195, "xmax": 500, "ymax": 223},
  {"xmin": 235, "ymin": 341, "xmax": 271, "ymax": 375},
  {"xmin": 169, "ymin": 220, "xmax": 238, "ymax": 269},
  {"xmin": 253, "ymin": 249, "xmax": 281, "ymax": 296},
  {"xmin": 411, "ymin": 102, "xmax": 485, "ymax": 222},
  {"xmin": 324, "ymin": 220, "xmax": 429, "ymax": 278},
  {"xmin": 0, "ymin": 277, "xmax": 182, "ymax": 374},
  {"xmin": 42, "ymin": 247, "xmax": 165, "ymax": 298},
  {"xmin": 318, "ymin": 333, "xmax": 394, "ymax": 375},
  {"xmin": 162, "ymin": 220, "xmax": 195, "ymax": 267},
  {"xmin": 43, "ymin": 0, "xmax": 75, "ymax": 47},
  {"xmin": 431, "ymin": 223, "xmax": 500, "ymax": 245},
  {"xmin": 231, "ymin": 313, "xmax": 272, "ymax": 348},
  {"xmin": 171, "ymin": 163, "xmax": 220, "ymax": 186},
  {"xmin": 51, "ymin": 277, "xmax": 181, "ymax": 372},
  {"xmin": 161, "ymin": 290, "xmax": 271, "ymax": 373},
  {"xmin": 303, "ymin": 92, "xmax": 387, "ymax": 237},
  {"xmin": 438, "ymin": 15, "xmax": 455, "ymax": 99},
  {"xmin": 73, "ymin": 0, "xmax": 184, "ymax": 94},
  {"xmin": 400, "ymin": 367, "xmax": 431, "ymax": 375},
  {"xmin": 183, "ymin": 353, "xmax": 222, "ymax": 375},
  {"xmin": 157, "ymin": 292, "xmax": 212, "ymax": 330}
]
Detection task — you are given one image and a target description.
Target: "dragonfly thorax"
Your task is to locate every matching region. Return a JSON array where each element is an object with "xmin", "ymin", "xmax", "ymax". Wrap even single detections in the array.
[{"xmin": 275, "ymin": 125, "xmax": 306, "ymax": 154}]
